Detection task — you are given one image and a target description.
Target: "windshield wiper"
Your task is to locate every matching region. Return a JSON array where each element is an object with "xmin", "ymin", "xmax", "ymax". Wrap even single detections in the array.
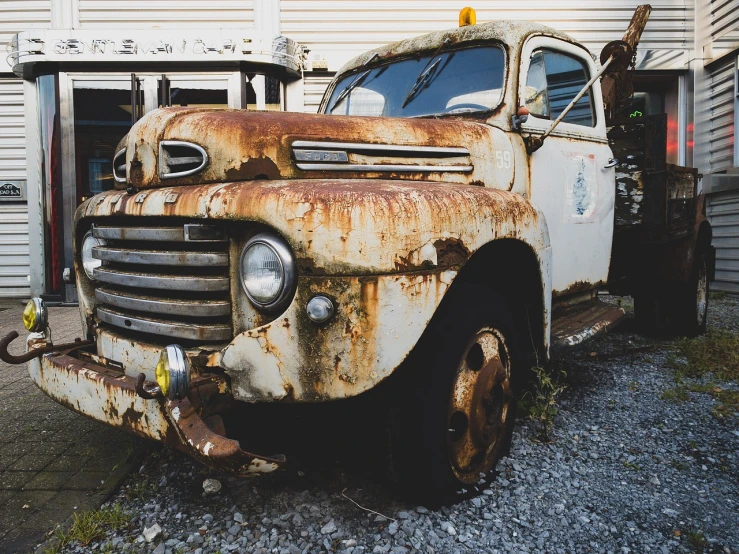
[
  {"xmin": 402, "ymin": 58, "xmax": 441, "ymax": 108},
  {"xmin": 334, "ymin": 70, "xmax": 370, "ymax": 106},
  {"xmin": 401, "ymin": 37, "xmax": 452, "ymax": 108}
]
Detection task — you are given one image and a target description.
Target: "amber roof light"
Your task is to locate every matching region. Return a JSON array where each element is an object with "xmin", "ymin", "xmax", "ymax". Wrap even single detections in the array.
[{"xmin": 459, "ymin": 7, "xmax": 477, "ymax": 27}]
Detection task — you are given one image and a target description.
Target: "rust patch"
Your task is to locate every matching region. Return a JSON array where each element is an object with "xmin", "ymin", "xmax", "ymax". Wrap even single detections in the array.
[
  {"xmin": 553, "ymin": 280, "xmax": 601, "ymax": 299},
  {"xmin": 121, "ymin": 406, "xmax": 144, "ymax": 428},
  {"xmin": 434, "ymin": 238, "xmax": 470, "ymax": 266},
  {"xmin": 224, "ymin": 157, "xmax": 281, "ymax": 182}
]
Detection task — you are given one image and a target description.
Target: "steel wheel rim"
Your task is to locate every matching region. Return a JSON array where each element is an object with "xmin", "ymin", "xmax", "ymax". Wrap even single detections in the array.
[
  {"xmin": 696, "ymin": 258, "xmax": 708, "ymax": 327},
  {"xmin": 447, "ymin": 326, "xmax": 513, "ymax": 484}
]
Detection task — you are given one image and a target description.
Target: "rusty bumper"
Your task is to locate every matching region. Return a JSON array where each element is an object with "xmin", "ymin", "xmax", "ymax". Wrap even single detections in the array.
[{"xmin": 27, "ymin": 345, "xmax": 284, "ymax": 475}]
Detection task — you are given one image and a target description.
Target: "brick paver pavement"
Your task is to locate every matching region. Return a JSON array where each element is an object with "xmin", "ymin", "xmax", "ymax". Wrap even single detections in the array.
[{"xmin": 0, "ymin": 299, "xmax": 145, "ymax": 553}]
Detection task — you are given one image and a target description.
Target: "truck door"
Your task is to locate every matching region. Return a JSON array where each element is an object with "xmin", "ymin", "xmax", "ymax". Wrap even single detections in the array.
[{"xmin": 518, "ymin": 37, "xmax": 615, "ymax": 297}]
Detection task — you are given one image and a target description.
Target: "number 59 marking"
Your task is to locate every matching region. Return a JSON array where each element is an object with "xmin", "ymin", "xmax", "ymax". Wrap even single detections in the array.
[{"xmin": 495, "ymin": 150, "xmax": 512, "ymax": 169}]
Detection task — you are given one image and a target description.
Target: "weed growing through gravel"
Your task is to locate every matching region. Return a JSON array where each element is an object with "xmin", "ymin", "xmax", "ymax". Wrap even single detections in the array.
[
  {"xmin": 522, "ymin": 363, "xmax": 567, "ymax": 442},
  {"xmin": 685, "ymin": 529, "xmax": 708, "ymax": 553},
  {"xmin": 42, "ymin": 503, "xmax": 131, "ymax": 553}
]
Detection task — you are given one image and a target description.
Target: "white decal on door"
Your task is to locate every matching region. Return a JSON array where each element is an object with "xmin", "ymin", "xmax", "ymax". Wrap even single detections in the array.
[{"xmin": 563, "ymin": 153, "xmax": 597, "ymax": 223}]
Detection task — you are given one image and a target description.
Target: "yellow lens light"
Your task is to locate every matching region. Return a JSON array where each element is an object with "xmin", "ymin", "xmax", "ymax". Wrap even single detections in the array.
[
  {"xmin": 155, "ymin": 350, "xmax": 171, "ymax": 397},
  {"xmin": 459, "ymin": 7, "xmax": 476, "ymax": 27},
  {"xmin": 22, "ymin": 300, "xmax": 37, "ymax": 331}
]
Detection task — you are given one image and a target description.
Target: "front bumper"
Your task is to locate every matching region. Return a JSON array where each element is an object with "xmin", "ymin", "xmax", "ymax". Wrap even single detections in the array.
[{"xmin": 27, "ymin": 341, "xmax": 284, "ymax": 475}]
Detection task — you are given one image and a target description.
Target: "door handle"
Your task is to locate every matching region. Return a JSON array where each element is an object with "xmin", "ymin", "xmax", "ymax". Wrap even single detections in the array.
[{"xmin": 604, "ymin": 158, "xmax": 618, "ymax": 168}]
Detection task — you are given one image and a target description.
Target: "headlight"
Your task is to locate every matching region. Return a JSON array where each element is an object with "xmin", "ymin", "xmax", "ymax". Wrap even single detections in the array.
[
  {"xmin": 81, "ymin": 231, "xmax": 105, "ymax": 280},
  {"xmin": 22, "ymin": 297, "xmax": 47, "ymax": 332},
  {"xmin": 240, "ymin": 233, "xmax": 296, "ymax": 311},
  {"xmin": 155, "ymin": 344, "xmax": 191, "ymax": 400}
]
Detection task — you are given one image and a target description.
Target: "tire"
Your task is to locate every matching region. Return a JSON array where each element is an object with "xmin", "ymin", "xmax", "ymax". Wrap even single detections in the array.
[
  {"xmin": 672, "ymin": 253, "xmax": 709, "ymax": 337},
  {"xmin": 634, "ymin": 292, "xmax": 663, "ymax": 336},
  {"xmin": 389, "ymin": 285, "xmax": 518, "ymax": 505}
]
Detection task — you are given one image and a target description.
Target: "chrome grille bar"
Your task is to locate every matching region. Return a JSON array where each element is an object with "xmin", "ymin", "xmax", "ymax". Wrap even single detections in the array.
[
  {"xmin": 94, "ymin": 267, "xmax": 230, "ymax": 292},
  {"xmin": 92, "ymin": 246, "xmax": 228, "ymax": 266},
  {"xmin": 291, "ymin": 141, "xmax": 469, "ymax": 155},
  {"xmin": 96, "ymin": 288, "xmax": 230, "ymax": 317},
  {"xmin": 295, "ymin": 163, "xmax": 473, "ymax": 172},
  {"xmin": 93, "ymin": 225, "xmax": 185, "ymax": 242},
  {"xmin": 97, "ymin": 308, "xmax": 231, "ymax": 342}
]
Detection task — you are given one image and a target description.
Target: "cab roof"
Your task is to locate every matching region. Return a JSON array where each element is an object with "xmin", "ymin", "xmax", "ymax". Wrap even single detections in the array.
[{"xmin": 336, "ymin": 20, "xmax": 581, "ymax": 77}]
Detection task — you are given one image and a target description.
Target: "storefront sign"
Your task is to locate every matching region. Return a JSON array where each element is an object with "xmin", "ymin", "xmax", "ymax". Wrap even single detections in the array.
[
  {"xmin": 0, "ymin": 181, "xmax": 26, "ymax": 202},
  {"xmin": 11, "ymin": 30, "xmax": 305, "ymax": 75}
]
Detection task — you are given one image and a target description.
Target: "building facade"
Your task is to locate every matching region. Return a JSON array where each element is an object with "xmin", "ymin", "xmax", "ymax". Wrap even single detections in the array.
[{"xmin": 1, "ymin": 0, "xmax": 738, "ymax": 299}]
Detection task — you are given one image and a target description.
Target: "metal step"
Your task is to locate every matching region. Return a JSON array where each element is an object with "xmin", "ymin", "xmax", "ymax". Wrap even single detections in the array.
[{"xmin": 551, "ymin": 300, "xmax": 626, "ymax": 349}]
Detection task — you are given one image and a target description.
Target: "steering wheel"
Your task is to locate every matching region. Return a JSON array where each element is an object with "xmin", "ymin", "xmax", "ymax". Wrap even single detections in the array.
[{"xmin": 445, "ymin": 103, "xmax": 489, "ymax": 113}]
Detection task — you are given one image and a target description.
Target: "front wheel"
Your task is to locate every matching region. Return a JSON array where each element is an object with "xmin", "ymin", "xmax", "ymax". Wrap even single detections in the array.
[{"xmin": 389, "ymin": 286, "xmax": 518, "ymax": 504}]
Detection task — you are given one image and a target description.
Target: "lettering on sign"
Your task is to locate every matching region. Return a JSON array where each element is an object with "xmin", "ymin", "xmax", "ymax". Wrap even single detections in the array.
[
  {"xmin": 41, "ymin": 37, "xmax": 266, "ymax": 58},
  {"xmin": 0, "ymin": 181, "xmax": 26, "ymax": 202}
]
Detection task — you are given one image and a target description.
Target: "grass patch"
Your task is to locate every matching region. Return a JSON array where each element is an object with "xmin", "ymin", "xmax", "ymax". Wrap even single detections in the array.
[
  {"xmin": 708, "ymin": 291, "xmax": 726, "ymax": 301},
  {"xmin": 661, "ymin": 387, "xmax": 689, "ymax": 403},
  {"xmin": 673, "ymin": 330, "xmax": 739, "ymax": 381},
  {"xmin": 42, "ymin": 503, "xmax": 130, "ymax": 553},
  {"xmin": 662, "ymin": 331, "xmax": 739, "ymax": 420},
  {"xmin": 711, "ymin": 389, "xmax": 739, "ymax": 421}
]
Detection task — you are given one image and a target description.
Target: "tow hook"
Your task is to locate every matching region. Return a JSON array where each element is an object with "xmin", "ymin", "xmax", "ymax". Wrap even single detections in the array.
[
  {"xmin": 135, "ymin": 373, "xmax": 164, "ymax": 399},
  {"xmin": 0, "ymin": 331, "xmax": 95, "ymax": 365}
]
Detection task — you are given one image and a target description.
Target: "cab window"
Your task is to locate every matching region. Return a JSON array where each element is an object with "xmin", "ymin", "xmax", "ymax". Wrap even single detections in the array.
[{"xmin": 524, "ymin": 49, "xmax": 595, "ymax": 127}]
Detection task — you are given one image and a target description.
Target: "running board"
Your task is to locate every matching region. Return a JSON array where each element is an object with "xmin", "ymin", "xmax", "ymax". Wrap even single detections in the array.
[{"xmin": 551, "ymin": 300, "xmax": 626, "ymax": 349}]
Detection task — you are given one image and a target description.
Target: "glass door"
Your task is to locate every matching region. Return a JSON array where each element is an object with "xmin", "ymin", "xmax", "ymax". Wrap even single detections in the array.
[
  {"xmin": 57, "ymin": 72, "xmax": 238, "ymax": 301},
  {"xmin": 71, "ymin": 78, "xmax": 134, "ymax": 202}
]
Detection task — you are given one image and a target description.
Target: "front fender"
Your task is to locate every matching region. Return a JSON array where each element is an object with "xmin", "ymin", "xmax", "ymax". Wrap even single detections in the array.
[{"xmin": 77, "ymin": 180, "xmax": 552, "ymax": 401}]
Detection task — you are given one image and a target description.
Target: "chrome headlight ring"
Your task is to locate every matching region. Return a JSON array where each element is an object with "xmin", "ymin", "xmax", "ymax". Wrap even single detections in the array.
[
  {"xmin": 81, "ymin": 230, "xmax": 105, "ymax": 281},
  {"xmin": 239, "ymin": 233, "xmax": 297, "ymax": 312}
]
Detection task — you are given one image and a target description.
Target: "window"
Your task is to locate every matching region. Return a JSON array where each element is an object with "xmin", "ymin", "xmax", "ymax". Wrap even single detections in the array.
[
  {"xmin": 525, "ymin": 49, "xmax": 595, "ymax": 127},
  {"xmin": 325, "ymin": 46, "xmax": 505, "ymax": 118}
]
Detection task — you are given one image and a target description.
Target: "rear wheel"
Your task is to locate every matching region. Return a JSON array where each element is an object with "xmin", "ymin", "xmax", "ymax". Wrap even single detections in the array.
[
  {"xmin": 672, "ymin": 253, "xmax": 708, "ymax": 337},
  {"xmin": 633, "ymin": 253, "xmax": 708, "ymax": 337},
  {"xmin": 389, "ymin": 286, "xmax": 518, "ymax": 504}
]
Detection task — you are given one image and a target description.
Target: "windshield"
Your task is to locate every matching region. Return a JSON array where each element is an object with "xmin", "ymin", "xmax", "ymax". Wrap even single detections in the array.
[{"xmin": 324, "ymin": 45, "xmax": 506, "ymax": 118}]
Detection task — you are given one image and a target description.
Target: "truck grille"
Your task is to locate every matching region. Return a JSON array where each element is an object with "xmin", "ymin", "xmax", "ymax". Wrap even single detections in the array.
[{"xmin": 91, "ymin": 223, "xmax": 232, "ymax": 343}]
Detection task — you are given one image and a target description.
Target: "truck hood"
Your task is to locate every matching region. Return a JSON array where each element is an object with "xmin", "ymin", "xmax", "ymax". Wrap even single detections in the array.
[{"xmin": 118, "ymin": 107, "xmax": 515, "ymax": 190}]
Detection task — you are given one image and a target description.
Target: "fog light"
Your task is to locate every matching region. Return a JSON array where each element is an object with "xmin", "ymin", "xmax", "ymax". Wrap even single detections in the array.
[
  {"xmin": 306, "ymin": 295, "xmax": 335, "ymax": 324},
  {"xmin": 155, "ymin": 345, "xmax": 191, "ymax": 400},
  {"xmin": 22, "ymin": 297, "xmax": 47, "ymax": 333}
]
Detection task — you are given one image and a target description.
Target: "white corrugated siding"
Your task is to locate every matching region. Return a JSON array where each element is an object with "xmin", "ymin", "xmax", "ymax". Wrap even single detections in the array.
[
  {"xmin": 303, "ymin": 72, "xmax": 335, "ymax": 113},
  {"xmin": 0, "ymin": 1, "xmax": 51, "ymax": 72},
  {"xmin": 708, "ymin": 187, "xmax": 739, "ymax": 294},
  {"xmin": 0, "ymin": 78, "xmax": 30, "ymax": 298},
  {"xmin": 708, "ymin": 59, "xmax": 736, "ymax": 173},
  {"xmin": 282, "ymin": 0, "xmax": 692, "ymax": 73},
  {"xmin": 78, "ymin": 0, "xmax": 254, "ymax": 28},
  {"xmin": 710, "ymin": 0, "xmax": 739, "ymax": 60}
]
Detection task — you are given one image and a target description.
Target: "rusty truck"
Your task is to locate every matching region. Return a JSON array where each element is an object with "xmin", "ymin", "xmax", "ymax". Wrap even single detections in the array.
[{"xmin": 1, "ymin": 6, "xmax": 713, "ymax": 502}]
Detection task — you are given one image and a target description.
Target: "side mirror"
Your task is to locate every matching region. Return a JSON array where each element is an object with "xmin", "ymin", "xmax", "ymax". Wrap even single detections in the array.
[{"xmin": 511, "ymin": 106, "xmax": 529, "ymax": 131}]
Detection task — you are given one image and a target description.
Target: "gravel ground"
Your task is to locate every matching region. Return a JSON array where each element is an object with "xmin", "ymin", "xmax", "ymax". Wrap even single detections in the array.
[{"xmin": 48, "ymin": 295, "xmax": 739, "ymax": 554}]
